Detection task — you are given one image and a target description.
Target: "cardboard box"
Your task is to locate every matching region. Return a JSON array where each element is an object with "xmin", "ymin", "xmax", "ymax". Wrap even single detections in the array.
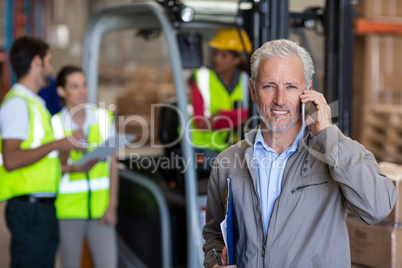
[
  {"xmin": 353, "ymin": 34, "xmax": 402, "ymax": 142},
  {"xmin": 354, "ymin": 0, "xmax": 402, "ymax": 18},
  {"xmin": 134, "ymin": 66, "xmax": 160, "ymax": 83},
  {"xmin": 351, "ymin": 264, "xmax": 369, "ymax": 268},
  {"xmin": 379, "ymin": 162, "xmax": 402, "ymax": 222},
  {"xmin": 117, "ymin": 114, "xmax": 161, "ymax": 145},
  {"xmin": 362, "ymin": 35, "xmax": 402, "ymax": 105},
  {"xmin": 118, "ymin": 115, "xmax": 151, "ymax": 144},
  {"xmin": 156, "ymin": 83, "xmax": 176, "ymax": 102},
  {"xmin": 361, "ymin": 105, "xmax": 402, "ymax": 163},
  {"xmin": 347, "ymin": 215, "xmax": 402, "ymax": 268},
  {"xmin": 355, "ymin": 34, "xmax": 402, "ymax": 148},
  {"xmin": 117, "ymin": 90, "xmax": 159, "ymax": 115}
]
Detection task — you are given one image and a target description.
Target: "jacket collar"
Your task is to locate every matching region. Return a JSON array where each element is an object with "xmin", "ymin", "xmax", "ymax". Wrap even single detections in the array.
[
  {"xmin": 245, "ymin": 124, "xmax": 312, "ymax": 150},
  {"xmin": 244, "ymin": 125, "xmax": 312, "ymax": 191},
  {"xmin": 244, "ymin": 125, "xmax": 259, "ymax": 147},
  {"xmin": 244, "ymin": 126, "xmax": 259, "ymax": 193}
]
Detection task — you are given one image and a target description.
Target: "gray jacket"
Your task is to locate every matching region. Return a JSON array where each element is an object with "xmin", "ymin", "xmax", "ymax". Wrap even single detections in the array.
[{"xmin": 203, "ymin": 125, "xmax": 398, "ymax": 268}]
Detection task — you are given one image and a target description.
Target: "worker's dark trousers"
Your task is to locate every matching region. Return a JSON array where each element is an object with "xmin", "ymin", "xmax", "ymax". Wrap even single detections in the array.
[{"xmin": 5, "ymin": 198, "xmax": 59, "ymax": 268}]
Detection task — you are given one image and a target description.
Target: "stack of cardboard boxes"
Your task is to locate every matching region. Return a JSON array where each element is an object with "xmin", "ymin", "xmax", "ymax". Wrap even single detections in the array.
[
  {"xmin": 351, "ymin": 3, "xmax": 402, "ymax": 263},
  {"xmin": 352, "ymin": 0, "xmax": 402, "ymax": 157},
  {"xmin": 361, "ymin": 104, "xmax": 402, "ymax": 163},
  {"xmin": 354, "ymin": 0, "xmax": 402, "ymax": 17},
  {"xmin": 115, "ymin": 64, "xmax": 179, "ymax": 145},
  {"xmin": 347, "ymin": 162, "xmax": 402, "ymax": 267}
]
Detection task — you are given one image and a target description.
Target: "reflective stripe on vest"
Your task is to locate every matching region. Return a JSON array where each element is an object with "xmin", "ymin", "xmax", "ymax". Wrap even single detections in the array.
[
  {"xmin": 241, "ymin": 71, "xmax": 249, "ymax": 109},
  {"xmin": 59, "ymin": 175, "xmax": 110, "ymax": 194},
  {"xmin": 0, "ymin": 89, "xmax": 60, "ymax": 201},
  {"xmin": 51, "ymin": 114, "xmax": 65, "ymax": 140},
  {"xmin": 31, "ymin": 104, "xmax": 45, "ymax": 148},
  {"xmin": 197, "ymin": 67, "xmax": 212, "ymax": 117},
  {"xmin": 97, "ymin": 107, "xmax": 110, "ymax": 141},
  {"xmin": 31, "ymin": 100, "xmax": 59, "ymax": 159}
]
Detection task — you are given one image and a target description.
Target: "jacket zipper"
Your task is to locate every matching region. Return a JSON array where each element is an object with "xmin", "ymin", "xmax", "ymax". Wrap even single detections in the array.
[
  {"xmin": 261, "ymin": 151, "xmax": 301, "ymax": 265},
  {"xmin": 254, "ymin": 191, "xmax": 267, "ymax": 261},
  {"xmin": 291, "ymin": 181, "xmax": 328, "ymax": 193}
]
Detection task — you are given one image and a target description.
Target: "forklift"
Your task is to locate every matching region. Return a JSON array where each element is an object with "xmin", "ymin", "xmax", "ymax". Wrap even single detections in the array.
[{"xmin": 82, "ymin": 0, "xmax": 354, "ymax": 267}]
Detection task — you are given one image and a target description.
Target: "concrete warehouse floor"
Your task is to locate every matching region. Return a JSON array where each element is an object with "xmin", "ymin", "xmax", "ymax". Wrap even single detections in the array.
[{"xmin": 0, "ymin": 202, "xmax": 10, "ymax": 267}]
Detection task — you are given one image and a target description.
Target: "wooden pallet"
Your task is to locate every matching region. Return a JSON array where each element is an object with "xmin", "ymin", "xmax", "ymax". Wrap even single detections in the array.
[{"xmin": 362, "ymin": 104, "xmax": 402, "ymax": 163}]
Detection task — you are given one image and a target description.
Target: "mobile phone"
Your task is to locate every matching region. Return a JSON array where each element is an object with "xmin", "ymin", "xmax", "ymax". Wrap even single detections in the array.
[
  {"xmin": 302, "ymin": 86, "xmax": 310, "ymax": 126},
  {"xmin": 213, "ymin": 248, "xmax": 223, "ymax": 266}
]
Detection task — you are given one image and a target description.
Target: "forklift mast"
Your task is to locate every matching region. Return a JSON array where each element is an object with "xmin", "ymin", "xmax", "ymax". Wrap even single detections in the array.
[{"xmin": 244, "ymin": 0, "xmax": 290, "ymax": 129}]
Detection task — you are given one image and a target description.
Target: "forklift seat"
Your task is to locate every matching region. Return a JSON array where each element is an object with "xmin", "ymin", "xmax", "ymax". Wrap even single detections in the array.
[
  {"xmin": 157, "ymin": 101, "xmax": 185, "ymax": 189},
  {"xmin": 158, "ymin": 101, "xmax": 180, "ymax": 149}
]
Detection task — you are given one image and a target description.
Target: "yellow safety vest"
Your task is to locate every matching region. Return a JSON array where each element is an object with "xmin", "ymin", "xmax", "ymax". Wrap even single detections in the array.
[
  {"xmin": 191, "ymin": 67, "xmax": 249, "ymax": 151},
  {"xmin": 51, "ymin": 107, "xmax": 113, "ymax": 219},
  {"xmin": 0, "ymin": 88, "xmax": 61, "ymax": 201}
]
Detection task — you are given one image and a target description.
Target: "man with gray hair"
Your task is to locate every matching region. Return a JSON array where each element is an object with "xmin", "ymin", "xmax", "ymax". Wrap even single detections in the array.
[{"xmin": 203, "ymin": 39, "xmax": 398, "ymax": 268}]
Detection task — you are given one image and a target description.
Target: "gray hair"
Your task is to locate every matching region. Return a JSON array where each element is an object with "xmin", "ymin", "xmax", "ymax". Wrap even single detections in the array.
[{"xmin": 250, "ymin": 39, "xmax": 315, "ymax": 89}]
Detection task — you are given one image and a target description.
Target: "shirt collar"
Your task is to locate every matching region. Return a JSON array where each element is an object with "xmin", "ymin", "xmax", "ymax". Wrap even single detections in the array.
[
  {"xmin": 12, "ymin": 83, "xmax": 45, "ymax": 105},
  {"xmin": 288, "ymin": 125, "xmax": 307, "ymax": 154},
  {"xmin": 254, "ymin": 126, "xmax": 275, "ymax": 153},
  {"xmin": 60, "ymin": 105, "xmax": 96, "ymax": 136},
  {"xmin": 254, "ymin": 125, "xmax": 307, "ymax": 156}
]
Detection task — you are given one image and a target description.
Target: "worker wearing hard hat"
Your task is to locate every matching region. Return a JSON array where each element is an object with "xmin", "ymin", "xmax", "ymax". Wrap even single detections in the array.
[{"xmin": 189, "ymin": 29, "xmax": 252, "ymax": 177}]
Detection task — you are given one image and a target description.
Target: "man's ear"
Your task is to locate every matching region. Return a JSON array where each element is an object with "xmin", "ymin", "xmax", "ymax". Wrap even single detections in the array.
[
  {"xmin": 249, "ymin": 79, "xmax": 257, "ymax": 104},
  {"xmin": 234, "ymin": 56, "xmax": 242, "ymax": 67},
  {"xmin": 56, "ymin": 86, "xmax": 66, "ymax": 98},
  {"xmin": 31, "ymin": 55, "xmax": 42, "ymax": 68},
  {"xmin": 29, "ymin": 55, "xmax": 43, "ymax": 75}
]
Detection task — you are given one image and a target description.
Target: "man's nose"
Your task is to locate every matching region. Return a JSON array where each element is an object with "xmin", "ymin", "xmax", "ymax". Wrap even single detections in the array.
[{"xmin": 274, "ymin": 89, "xmax": 286, "ymax": 106}]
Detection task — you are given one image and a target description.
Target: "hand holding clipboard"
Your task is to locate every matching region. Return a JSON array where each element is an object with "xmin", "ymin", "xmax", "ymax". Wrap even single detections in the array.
[{"xmin": 213, "ymin": 247, "xmax": 237, "ymax": 267}]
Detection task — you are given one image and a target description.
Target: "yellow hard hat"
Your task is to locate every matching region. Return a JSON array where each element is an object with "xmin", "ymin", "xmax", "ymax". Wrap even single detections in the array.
[{"xmin": 208, "ymin": 29, "xmax": 252, "ymax": 54}]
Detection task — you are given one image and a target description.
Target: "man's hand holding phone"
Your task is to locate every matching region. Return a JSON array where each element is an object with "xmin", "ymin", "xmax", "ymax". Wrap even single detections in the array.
[{"xmin": 300, "ymin": 89, "xmax": 332, "ymax": 136}]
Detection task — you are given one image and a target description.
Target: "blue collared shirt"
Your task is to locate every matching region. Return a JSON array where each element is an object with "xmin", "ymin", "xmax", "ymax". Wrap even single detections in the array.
[{"xmin": 253, "ymin": 125, "xmax": 306, "ymax": 235}]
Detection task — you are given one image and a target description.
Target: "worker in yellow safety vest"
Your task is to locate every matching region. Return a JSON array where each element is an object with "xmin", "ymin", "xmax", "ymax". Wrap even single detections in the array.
[
  {"xmin": 51, "ymin": 65, "xmax": 119, "ymax": 268},
  {"xmin": 188, "ymin": 29, "xmax": 252, "ymax": 177},
  {"xmin": 0, "ymin": 36, "xmax": 83, "ymax": 268}
]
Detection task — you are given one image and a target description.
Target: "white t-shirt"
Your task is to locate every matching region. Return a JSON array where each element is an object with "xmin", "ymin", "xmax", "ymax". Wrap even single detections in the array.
[
  {"xmin": 0, "ymin": 85, "xmax": 56, "ymax": 197},
  {"xmin": 58, "ymin": 105, "xmax": 116, "ymax": 139},
  {"xmin": 0, "ymin": 84, "xmax": 47, "ymax": 141}
]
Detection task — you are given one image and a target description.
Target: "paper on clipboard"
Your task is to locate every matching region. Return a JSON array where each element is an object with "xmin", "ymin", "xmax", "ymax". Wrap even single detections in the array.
[
  {"xmin": 220, "ymin": 216, "xmax": 228, "ymax": 251},
  {"xmin": 75, "ymin": 134, "xmax": 135, "ymax": 166}
]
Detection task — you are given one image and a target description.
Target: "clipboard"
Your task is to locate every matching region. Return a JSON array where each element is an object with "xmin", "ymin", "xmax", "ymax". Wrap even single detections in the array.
[
  {"xmin": 227, "ymin": 177, "xmax": 234, "ymax": 265},
  {"xmin": 220, "ymin": 177, "xmax": 234, "ymax": 265},
  {"xmin": 75, "ymin": 134, "xmax": 135, "ymax": 165}
]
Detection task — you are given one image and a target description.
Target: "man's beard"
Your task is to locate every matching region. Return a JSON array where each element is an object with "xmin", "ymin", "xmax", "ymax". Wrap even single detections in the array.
[
  {"xmin": 257, "ymin": 102, "xmax": 300, "ymax": 133},
  {"xmin": 41, "ymin": 74, "xmax": 51, "ymax": 88}
]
